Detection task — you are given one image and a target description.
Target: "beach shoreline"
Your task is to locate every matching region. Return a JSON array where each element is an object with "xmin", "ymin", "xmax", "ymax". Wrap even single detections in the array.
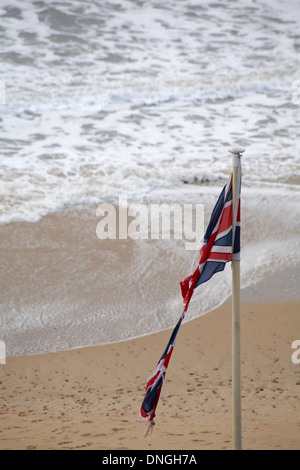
[
  {"xmin": 1, "ymin": 300, "xmax": 299, "ymax": 450},
  {"xmin": 1, "ymin": 201, "xmax": 299, "ymax": 358}
]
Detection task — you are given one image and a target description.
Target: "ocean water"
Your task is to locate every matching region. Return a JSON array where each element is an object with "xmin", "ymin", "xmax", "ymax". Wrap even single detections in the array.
[{"xmin": 1, "ymin": 0, "xmax": 300, "ymax": 355}]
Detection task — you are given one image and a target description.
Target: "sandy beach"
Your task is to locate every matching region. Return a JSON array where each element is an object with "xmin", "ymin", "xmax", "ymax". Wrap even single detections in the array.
[
  {"xmin": 1, "ymin": 203, "xmax": 299, "ymax": 451},
  {"xmin": 1, "ymin": 300, "xmax": 299, "ymax": 450}
]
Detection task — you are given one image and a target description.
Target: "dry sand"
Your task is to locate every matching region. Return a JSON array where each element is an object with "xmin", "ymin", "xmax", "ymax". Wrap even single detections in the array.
[{"xmin": 0, "ymin": 300, "xmax": 299, "ymax": 450}]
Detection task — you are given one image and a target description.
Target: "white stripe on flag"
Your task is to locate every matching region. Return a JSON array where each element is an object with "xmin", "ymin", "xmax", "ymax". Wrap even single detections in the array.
[
  {"xmin": 215, "ymin": 226, "xmax": 232, "ymax": 242},
  {"xmin": 211, "ymin": 245, "xmax": 232, "ymax": 253}
]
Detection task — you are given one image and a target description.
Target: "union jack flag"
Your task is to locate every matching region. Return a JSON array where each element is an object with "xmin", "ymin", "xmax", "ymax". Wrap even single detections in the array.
[
  {"xmin": 140, "ymin": 312, "xmax": 184, "ymax": 434},
  {"xmin": 140, "ymin": 170, "xmax": 241, "ymax": 432},
  {"xmin": 180, "ymin": 171, "xmax": 241, "ymax": 308}
]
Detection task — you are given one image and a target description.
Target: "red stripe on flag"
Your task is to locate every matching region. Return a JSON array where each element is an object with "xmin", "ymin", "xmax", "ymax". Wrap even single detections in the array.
[
  {"xmin": 208, "ymin": 252, "xmax": 232, "ymax": 261},
  {"xmin": 217, "ymin": 204, "xmax": 232, "ymax": 235}
]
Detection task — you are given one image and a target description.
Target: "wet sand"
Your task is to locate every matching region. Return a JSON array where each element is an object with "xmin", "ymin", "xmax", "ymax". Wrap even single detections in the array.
[{"xmin": 0, "ymin": 300, "xmax": 299, "ymax": 450}]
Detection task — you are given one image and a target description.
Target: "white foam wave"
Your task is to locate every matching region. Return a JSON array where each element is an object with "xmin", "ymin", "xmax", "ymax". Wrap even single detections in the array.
[{"xmin": 1, "ymin": 0, "xmax": 300, "ymax": 226}]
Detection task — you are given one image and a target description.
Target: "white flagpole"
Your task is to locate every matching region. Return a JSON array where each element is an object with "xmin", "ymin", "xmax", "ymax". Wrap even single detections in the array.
[{"xmin": 229, "ymin": 145, "xmax": 244, "ymax": 450}]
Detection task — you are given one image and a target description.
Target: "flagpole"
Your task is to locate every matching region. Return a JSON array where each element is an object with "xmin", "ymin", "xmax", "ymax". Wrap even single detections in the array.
[{"xmin": 229, "ymin": 145, "xmax": 244, "ymax": 450}]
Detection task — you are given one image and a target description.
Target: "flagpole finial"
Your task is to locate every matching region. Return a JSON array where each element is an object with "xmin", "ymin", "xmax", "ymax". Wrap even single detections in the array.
[{"xmin": 229, "ymin": 145, "xmax": 245, "ymax": 156}]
